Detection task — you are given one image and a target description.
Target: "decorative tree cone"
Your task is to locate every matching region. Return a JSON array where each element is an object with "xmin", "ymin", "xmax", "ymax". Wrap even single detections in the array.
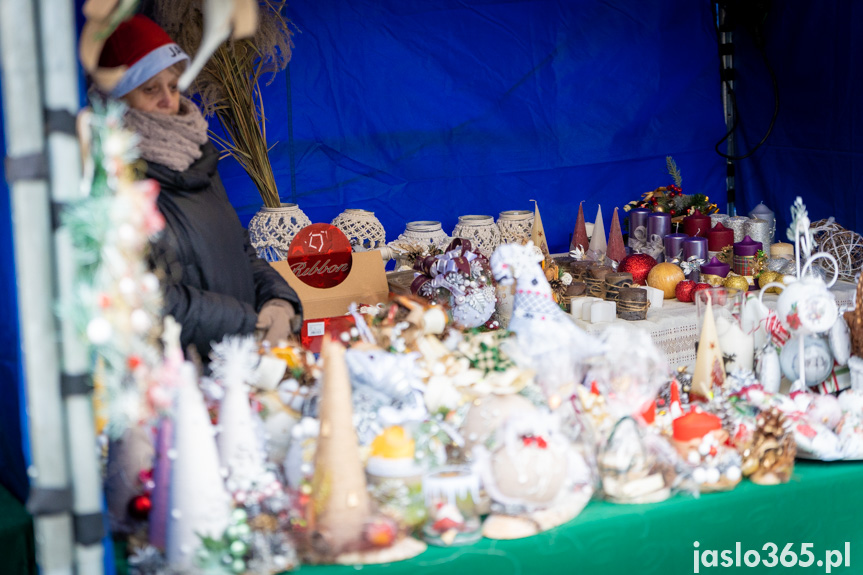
[
  {"xmin": 587, "ymin": 206, "xmax": 608, "ymax": 261},
  {"xmin": 740, "ymin": 408, "xmax": 796, "ymax": 485},
  {"xmin": 606, "ymin": 207, "xmax": 626, "ymax": 263},
  {"xmin": 571, "ymin": 202, "xmax": 589, "ymax": 252},
  {"xmin": 617, "ymin": 287, "xmax": 649, "ymax": 321},
  {"xmin": 586, "ymin": 265, "xmax": 614, "ymax": 298},
  {"xmin": 309, "ymin": 337, "xmax": 373, "ymax": 557},
  {"xmin": 619, "ymin": 253, "xmax": 658, "ymax": 285},
  {"xmin": 646, "ymin": 262, "xmax": 685, "ymax": 299},
  {"xmin": 675, "ymin": 280, "xmax": 696, "ymax": 303},
  {"xmin": 604, "ymin": 272, "xmax": 634, "ymax": 302}
]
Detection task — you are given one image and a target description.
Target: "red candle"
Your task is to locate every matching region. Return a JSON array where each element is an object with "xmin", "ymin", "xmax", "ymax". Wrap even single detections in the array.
[
  {"xmin": 706, "ymin": 222, "xmax": 734, "ymax": 252},
  {"xmin": 682, "ymin": 209, "xmax": 712, "ymax": 238}
]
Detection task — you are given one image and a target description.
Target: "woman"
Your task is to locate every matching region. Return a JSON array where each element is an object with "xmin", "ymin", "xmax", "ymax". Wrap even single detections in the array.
[{"xmin": 97, "ymin": 14, "xmax": 302, "ymax": 358}]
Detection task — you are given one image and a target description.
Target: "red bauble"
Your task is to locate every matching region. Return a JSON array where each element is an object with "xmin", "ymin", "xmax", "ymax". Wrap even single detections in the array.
[
  {"xmin": 619, "ymin": 253, "xmax": 658, "ymax": 286},
  {"xmin": 695, "ymin": 283, "xmax": 711, "ymax": 293},
  {"xmin": 675, "ymin": 280, "xmax": 696, "ymax": 302},
  {"xmin": 128, "ymin": 494, "xmax": 152, "ymax": 520}
]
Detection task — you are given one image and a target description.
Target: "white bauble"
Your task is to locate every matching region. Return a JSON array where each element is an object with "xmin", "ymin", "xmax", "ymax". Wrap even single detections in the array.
[{"xmin": 779, "ymin": 335, "xmax": 834, "ymax": 386}]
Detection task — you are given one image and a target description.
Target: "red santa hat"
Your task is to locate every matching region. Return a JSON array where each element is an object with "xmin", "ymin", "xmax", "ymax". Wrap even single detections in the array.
[{"xmin": 98, "ymin": 15, "xmax": 190, "ymax": 98}]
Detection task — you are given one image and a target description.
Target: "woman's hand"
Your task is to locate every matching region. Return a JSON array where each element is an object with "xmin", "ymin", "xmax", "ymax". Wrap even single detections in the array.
[{"xmin": 256, "ymin": 299, "xmax": 298, "ymax": 346}]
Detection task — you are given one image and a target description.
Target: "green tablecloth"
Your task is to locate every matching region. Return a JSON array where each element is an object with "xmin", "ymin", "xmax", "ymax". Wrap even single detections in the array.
[
  {"xmin": 298, "ymin": 461, "xmax": 863, "ymax": 575},
  {"xmin": 0, "ymin": 484, "xmax": 36, "ymax": 575}
]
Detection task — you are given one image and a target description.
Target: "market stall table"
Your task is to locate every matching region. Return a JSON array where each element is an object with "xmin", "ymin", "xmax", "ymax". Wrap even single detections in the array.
[
  {"xmin": 573, "ymin": 281, "xmax": 857, "ymax": 368},
  {"xmin": 294, "ymin": 461, "xmax": 863, "ymax": 575},
  {"xmin": 0, "ymin": 484, "xmax": 36, "ymax": 575}
]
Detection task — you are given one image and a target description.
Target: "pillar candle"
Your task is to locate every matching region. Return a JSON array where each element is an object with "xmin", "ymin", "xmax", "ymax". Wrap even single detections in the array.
[
  {"xmin": 733, "ymin": 235, "xmax": 763, "ymax": 276},
  {"xmin": 770, "ymin": 242, "xmax": 794, "ymax": 260},
  {"xmin": 682, "ymin": 209, "xmax": 712, "ymax": 237},
  {"xmin": 628, "ymin": 208, "xmax": 651, "ymax": 249},
  {"xmin": 604, "ymin": 272, "xmax": 634, "ymax": 302},
  {"xmin": 664, "ymin": 233, "xmax": 688, "ymax": 261},
  {"xmin": 748, "ymin": 202, "xmax": 776, "ymax": 245},
  {"xmin": 589, "ymin": 300, "xmax": 617, "ymax": 324},
  {"xmin": 641, "ymin": 285, "xmax": 664, "ymax": 310},
  {"xmin": 617, "ymin": 287, "xmax": 648, "ymax": 321},
  {"xmin": 571, "ymin": 296, "xmax": 603, "ymax": 320},
  {"xmin": 744, "ymin": 218, "xmax": 771, "ymax": 252},
  {"xmin": 647, "ymin": 213, "xmax": 672, "ymax": 262},
  {"xmin": 683, "ymin": 236, "xmax": 708, "ymax": 261},
  {"xmin": 726, "ymin": 216, "xmax": 750, "ymax": 243},
  {"xmin": 700, "ymin": 256, "xmax": 730, "ymax": 278},
  {"xmin": 715, "ymin": 314, "xmax": 754, "ymax": 372},
  {"xmin": 710, "ymin": 213, "xmax": 730, "ymax": 228},
  {"xmin": 706, "ymin": 223, "xmax": 734, "ymax": 253}
]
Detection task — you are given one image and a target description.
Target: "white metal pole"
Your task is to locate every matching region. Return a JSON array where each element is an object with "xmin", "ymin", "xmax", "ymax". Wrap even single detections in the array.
[
  {"xmin": 37, "ymin": 0, "xmax": 105, "ymax": 572},
  {"xmin": 0, "ymin": 0, "xmax": 75, "ymax": 573}
]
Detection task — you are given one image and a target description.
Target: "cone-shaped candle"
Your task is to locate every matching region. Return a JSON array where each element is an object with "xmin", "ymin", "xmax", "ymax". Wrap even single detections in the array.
[
  {"xmin": 310, "ymin": 336, "xmax": 372, "ymax": 555},
  {"xmin": 587, "ymin": 205, "xmax": 607, "ymax": 261},
  {"xmin": 607, "ymin": 207, "xmax": 626, "ymax": 263},
  {"xmin": 692, "ymin": 295, "xmax": 726, "ymax": 399},
  {"xmin": 166, "ymin": 363, "xmax": 232, "ymax": 568},
  {"xmin": 669, "ymin": 379, "xmax": 683, "ymax": 419},
  {"xmin": 531, "ymin": 201, "xmax": 550, "ymax": 257},
  {"xmin": 571, "ymin": 202, "xmax": 589, "ymax": 252}
]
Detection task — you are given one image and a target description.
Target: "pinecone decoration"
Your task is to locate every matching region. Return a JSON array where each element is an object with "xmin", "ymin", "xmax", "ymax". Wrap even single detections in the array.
[
  {"xmin": 844, "ymin": 276, "xmax": 863, "ymax": 358},
  {"xmin": 740, "ymin": 407, "xmax": 796, "ymax": 485},
  {"xmin": 706, "ymin": 396, "xmax": 737, "ymax": 437}
]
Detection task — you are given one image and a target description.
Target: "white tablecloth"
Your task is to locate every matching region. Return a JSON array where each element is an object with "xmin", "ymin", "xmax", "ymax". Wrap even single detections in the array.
[{"xmin": 572, "ymin": 281, "xmax": 857, "ymax": 368}]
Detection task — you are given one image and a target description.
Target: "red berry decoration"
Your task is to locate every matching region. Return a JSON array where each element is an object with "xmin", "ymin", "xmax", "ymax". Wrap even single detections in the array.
[
  {"xmin": 675, "ymin": 280, "xmax": 696, "ymax": 302},
  {"xmin": 127, "ymin": 494, "xmax": 152, "ymax": 520},
  {"xmin": 619, "ymin": 253, "xmax": 658, "ymax": 286}
]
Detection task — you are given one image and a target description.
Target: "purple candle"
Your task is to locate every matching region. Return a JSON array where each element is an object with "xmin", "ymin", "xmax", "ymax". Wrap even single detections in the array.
[
  {"xmin": 628, "ymin": 208, "xmax": 651, "ymax": 246},
  {"xmin": 733, "ymin": 235, "xmax": 763, "ymax": 276},
  {"xmin": 683, "ymin": 236, "xmax": 708, "ymax": 261},
  {"xmin": 647, "ymin": 212, "xmax": 672, "ymax": 239},
  {"xmin": 664, "ymin": 233, "xmax": 688, "ymax": 261},
  {"xmin": 700, "ymin": 256, "xmax": 731, "ymax": 278},
  {"xmin": 148, "ymin": 417, "xmax": 173, "ymax": 550}
]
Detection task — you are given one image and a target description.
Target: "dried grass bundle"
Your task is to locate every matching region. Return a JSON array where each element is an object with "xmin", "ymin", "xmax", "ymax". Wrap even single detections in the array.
[{"xmin": 154, "ymin": 0, "xmax": 294, "ymax": 208}]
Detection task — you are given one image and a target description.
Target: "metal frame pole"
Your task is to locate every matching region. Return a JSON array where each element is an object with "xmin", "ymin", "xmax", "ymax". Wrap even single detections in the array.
[
  {"xmin": 37, "ymin": 0, "xmax": 105, "ymax": 572},
  {"xmin": 0, "ymin": 0, "xmax": 75, "ymax": 573}
]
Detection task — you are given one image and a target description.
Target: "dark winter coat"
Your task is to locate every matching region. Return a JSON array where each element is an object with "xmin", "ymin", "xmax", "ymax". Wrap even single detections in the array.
[{"xmin": 148, "ymin": 141, "xmax": 302, "ymax": 357}]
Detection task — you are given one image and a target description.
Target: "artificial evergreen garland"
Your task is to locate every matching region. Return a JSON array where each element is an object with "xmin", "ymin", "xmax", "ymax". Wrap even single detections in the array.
[{"xmin": 624, "ymin": 156, "xmax": 718, "ymax": 223}]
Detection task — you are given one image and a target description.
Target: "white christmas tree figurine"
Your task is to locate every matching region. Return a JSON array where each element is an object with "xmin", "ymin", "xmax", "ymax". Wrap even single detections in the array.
[
  {"xmin": 587, "ymin": 205, "xmax": 607, "ymax": 261},
  {"xmin": 211, "ymin": 335, "xmax": 267, "ymax": 494},
  {"xmin": 166, "ymin": 362, "xmax": 232, "ymax": 568}
]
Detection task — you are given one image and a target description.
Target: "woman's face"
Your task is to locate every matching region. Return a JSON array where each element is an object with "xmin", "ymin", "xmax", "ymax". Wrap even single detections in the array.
[{"xmin": 124, "ymin": 67, "xmax": 181, "ymax": 115}]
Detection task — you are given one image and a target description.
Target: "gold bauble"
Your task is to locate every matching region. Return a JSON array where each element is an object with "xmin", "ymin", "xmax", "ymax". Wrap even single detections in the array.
[
  {"xmin": 654, "ymin": 206, "xmax": 666, "ymax": 213},
  {"xmin": 646, "ymin": 262, "xmax": 686, "ymax": 299},
  {"xmin": 757, "ymin": 270, "xmax": 783, "ymax": 293},
  {"xmin": 724, "ymin": 275, "xmax": 750, "ymax": 292}
]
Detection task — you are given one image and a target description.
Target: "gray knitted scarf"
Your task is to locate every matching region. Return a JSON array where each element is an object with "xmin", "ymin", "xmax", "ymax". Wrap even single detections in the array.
[{"xmin": 124, "ymin": 96, "xmax": 209, "ymax": 172}]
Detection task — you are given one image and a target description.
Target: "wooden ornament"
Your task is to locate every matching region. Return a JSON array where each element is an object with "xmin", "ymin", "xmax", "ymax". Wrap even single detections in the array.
[{"xmin": 646, "ymin": 262, "xmax": 685, "ymax": 299}]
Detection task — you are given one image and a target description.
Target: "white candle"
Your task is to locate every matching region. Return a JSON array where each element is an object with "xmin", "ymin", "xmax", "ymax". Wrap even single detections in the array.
[
  {"xmin": 640, "ymin": 286, "xmax": 664, "ymax": 310},
  {"xmin": 715, "ymin": 314, "xmax": 754, "ymax": 372},
  {"xmin": 590, "ymin": 301, "xmax": 617, "ymax": 324},
  {"xmin": 571, "ymin": 296, "xmax": 602, "ymax": 320}
]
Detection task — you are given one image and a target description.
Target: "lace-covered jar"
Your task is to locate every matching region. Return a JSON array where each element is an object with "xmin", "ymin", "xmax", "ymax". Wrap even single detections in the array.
[
  {"xmin": 451, "ymin": 215, "xmax": 500, "ymax": 258},
  {"xmin": 330, "ymin": 209, "xmax": 386, "ymax": 252},
  {"xmin": 388, "ymin": 221, "xmax": 451, "ymax": 270},
  {"xmin": 496, "ymin": 210, "xmax": 534, "ymax": 245},
  {"xmin": 248, "ymin": 203, "xmax": 311, "ymax": 262}
]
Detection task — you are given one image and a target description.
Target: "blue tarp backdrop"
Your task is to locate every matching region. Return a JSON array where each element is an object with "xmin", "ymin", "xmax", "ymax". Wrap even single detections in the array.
[
  {"xmin": 219, "ymin": 0, "xmax": 728, "ymax": 253},
  {"xmin": 1, "ymin": 0, "xmax": 862, "ymax": 501}
]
